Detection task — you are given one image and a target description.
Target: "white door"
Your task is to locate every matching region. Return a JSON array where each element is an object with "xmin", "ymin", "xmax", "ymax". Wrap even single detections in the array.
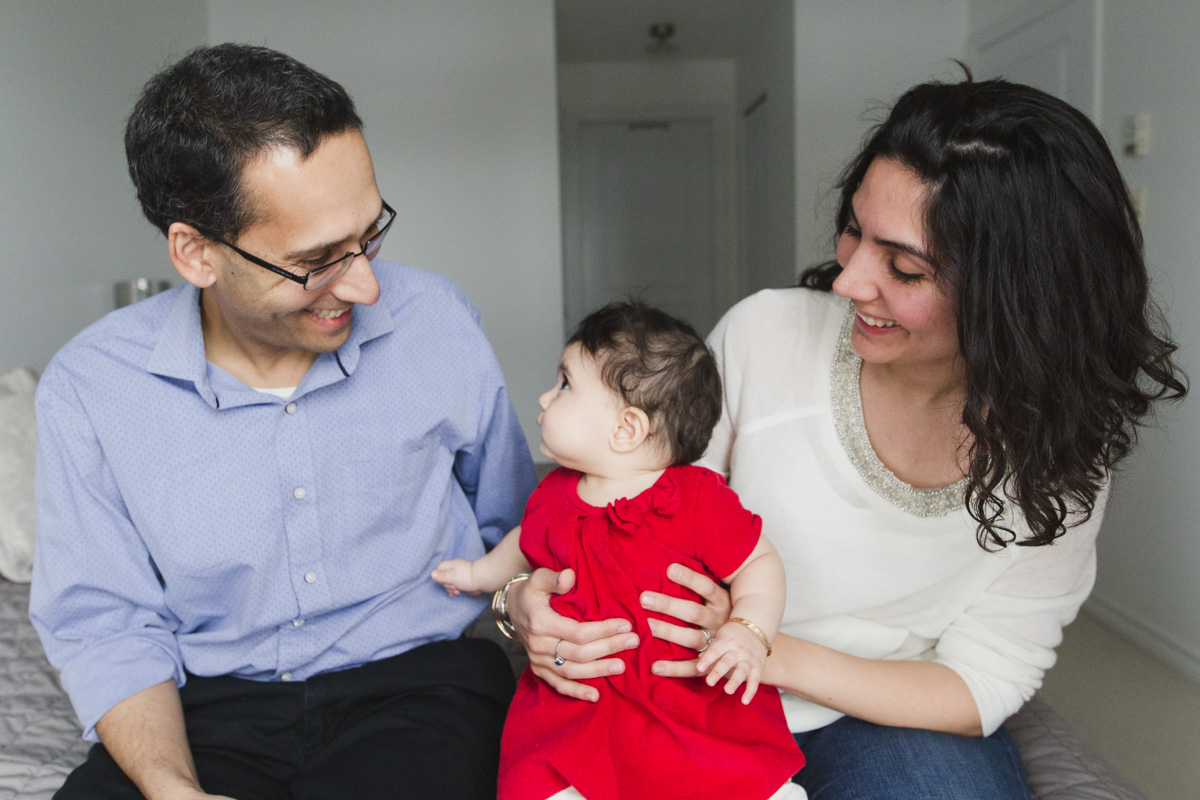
[
  {"xmin": 741, "ymin": 97, "xmax": 770, "ymax": 295},
  {"xmin": 564, "ymin": 117, "xmax": 717, "ymax": 336},
  {"xmin": 973, "ymin": 0, "xmax": 1100, "ymax": 120}
]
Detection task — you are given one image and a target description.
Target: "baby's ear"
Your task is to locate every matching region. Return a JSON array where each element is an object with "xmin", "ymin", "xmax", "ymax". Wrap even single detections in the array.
[{"xmin": 611, "ymin": 406, "xmax": 651, "ymax": 453}]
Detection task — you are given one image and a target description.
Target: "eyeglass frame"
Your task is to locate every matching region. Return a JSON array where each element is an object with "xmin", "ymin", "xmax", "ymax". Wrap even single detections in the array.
[{"xmin": 196, "ymin": 200, "xmax": 396, "ymax": 291}]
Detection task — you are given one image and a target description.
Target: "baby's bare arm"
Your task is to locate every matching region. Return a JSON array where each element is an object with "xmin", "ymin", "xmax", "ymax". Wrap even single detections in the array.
[
  {"xmin": 431, "ymin": 525, "xmax": 529, "ymax": 595},
  {"xmin": 695, "ymin": 535, "xmax": 785, "ymax": 703}
]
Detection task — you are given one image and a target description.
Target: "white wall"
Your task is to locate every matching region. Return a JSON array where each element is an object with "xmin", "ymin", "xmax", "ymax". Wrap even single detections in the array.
[
  {"xmin": 206, "ymin": 0, "xmax": 562, "ymax": 453},
  {"xmin": 965, "ymin": 0, "xmax": 1200, "ymax": 681},
  {"xmin": 0, "ymin": 2, "xmax": 206, "ymax": 374},
  {"xmin": 1086, "ymin": 0, "xmax": 1200, "ymax": 682},
  {"xmin": 792, "ymin": 0, "xmax": 970, "ymax": 273},
  {"xmin": 735, "ymin": 0, "xmax": 796, "ymax": 292}
]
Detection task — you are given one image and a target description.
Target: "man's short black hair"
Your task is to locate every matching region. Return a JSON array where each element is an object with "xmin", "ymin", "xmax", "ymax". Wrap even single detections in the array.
[
  {"xmin": 125, "ymin": 43, "xmax": 363, "ymax": 240},
  {"xmin": 569, "ymin": 301, "xmax": 722, "ymax": 466}
]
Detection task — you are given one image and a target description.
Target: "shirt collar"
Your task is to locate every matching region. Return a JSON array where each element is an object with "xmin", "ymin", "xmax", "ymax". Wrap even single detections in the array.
[{"xmin": 144, "ymin": 283, "xmax": 396, "ymax": 409}]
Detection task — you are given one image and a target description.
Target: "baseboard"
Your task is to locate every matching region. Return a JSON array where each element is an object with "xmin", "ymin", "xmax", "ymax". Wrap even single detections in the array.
[{"xmin": 1084, "ymin": 593, "xmax": 1200, "ymax": 686}]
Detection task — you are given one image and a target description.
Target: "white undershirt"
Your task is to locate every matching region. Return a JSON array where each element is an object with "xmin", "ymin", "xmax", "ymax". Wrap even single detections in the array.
[{"xmin": 253, "ymin": 386, "xmax": 297, "ymax": 400}]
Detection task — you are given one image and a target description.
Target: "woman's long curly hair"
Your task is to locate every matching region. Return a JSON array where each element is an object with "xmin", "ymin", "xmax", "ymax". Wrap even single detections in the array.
[{"xmin": 801, "ymin": 74, "xmax": 1187, "ymax": 549}]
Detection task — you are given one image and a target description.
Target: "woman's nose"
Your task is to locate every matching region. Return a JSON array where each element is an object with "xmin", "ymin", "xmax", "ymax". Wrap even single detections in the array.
[{"xmin": 832, "ymin": 247, "xmax": 877, "ymax": 302}]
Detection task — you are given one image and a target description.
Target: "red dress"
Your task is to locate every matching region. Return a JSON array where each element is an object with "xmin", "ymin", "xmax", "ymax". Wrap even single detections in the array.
[{"xmin": 499, "ymin": 466, "xmax": 805, "ymax": 800}]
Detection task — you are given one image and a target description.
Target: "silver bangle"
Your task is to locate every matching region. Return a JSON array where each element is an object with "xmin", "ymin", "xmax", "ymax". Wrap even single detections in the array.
[{"xmin": 491, "ymin": 572, "xmax": 532, "ymax": 640}]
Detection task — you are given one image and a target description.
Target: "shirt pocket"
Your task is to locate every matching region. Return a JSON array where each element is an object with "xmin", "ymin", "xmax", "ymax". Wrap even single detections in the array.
[{"xmin": 325, "ymin": 440, "xmax": 454, "ymax": 595}]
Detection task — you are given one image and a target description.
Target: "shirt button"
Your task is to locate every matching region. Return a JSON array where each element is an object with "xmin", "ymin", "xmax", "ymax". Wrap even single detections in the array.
[
  {"xmin": 304, "ymin": 571, "xmax": 317, "ymax": 584},
  {"xmin": 292, "ymin": 618, "xmax": 305, "ymax": 627},
  {"xmin": 280, "ymin": 672, "xmax": 293, "ymax": 682},
  {"xmin": 285, "ymin": 402, "xmax": 297, "ymax": 414},
  {"xmin": 293, "ymin": 487, "xmax": 306, "ymax": 499}
]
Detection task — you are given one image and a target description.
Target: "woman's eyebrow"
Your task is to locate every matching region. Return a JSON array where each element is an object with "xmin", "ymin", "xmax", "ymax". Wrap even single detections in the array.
[{"xmin": 850, "ymin": 200, "xmax": 934, "ymax": 266}]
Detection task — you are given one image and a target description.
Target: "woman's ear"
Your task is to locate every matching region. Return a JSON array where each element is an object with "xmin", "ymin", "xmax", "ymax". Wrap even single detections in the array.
[
  {"xmin": 168, "ymin": 222, "xmax": 218, "ymax": 289},
  {"xmin": 611, "ymin": 406, "xmax": 652, "ymax": 453}
]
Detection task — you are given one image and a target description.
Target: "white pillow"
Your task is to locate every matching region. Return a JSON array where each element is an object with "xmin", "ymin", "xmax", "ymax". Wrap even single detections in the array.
[{"xmin": 0, "ymin": 366, "xmax": 39, "ymax": 582}]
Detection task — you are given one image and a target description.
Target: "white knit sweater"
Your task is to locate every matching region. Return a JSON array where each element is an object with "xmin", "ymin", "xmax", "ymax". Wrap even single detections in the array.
[{"xmin": 698, "ymin": 288, "xmax": 1102, "ymax": 737}]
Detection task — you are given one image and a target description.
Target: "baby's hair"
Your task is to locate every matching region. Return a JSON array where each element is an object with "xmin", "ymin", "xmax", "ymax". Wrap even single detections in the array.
[{"xmin": 568, "ymin": 301, "xmax": 722, "ymax": 465}]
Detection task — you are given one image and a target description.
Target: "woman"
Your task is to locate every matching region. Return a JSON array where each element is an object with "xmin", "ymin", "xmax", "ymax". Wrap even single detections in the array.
[{"xmin": 502, "ymin": 75, "xmax": 1186, "ymax": 797}]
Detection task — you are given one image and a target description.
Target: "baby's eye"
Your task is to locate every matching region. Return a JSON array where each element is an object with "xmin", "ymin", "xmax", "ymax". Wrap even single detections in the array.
[{"xmin": 559, "ymin": 377, "xmax": 570, "ymax": 390}]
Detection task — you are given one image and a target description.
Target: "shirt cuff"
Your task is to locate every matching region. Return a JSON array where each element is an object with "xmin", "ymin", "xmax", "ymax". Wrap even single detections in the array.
[{"xmin": 59, "ymin": 634, "xmax": 185, "ymax": 742}]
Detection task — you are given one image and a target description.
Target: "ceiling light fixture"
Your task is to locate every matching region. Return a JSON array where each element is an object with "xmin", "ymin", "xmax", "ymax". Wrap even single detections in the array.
[{"xmin": 647, "ymin": 22, "xmax": 677, "ymax": 54}]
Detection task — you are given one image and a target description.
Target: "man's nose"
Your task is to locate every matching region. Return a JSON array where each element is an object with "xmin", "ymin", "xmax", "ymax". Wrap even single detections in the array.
[{"xmin": 330, "ymin": 252, "xmax": 381, "ymax": 306}]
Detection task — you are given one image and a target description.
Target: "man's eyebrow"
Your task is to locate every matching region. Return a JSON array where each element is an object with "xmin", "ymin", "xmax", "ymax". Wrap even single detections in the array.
[
  {"xmin": 283, "ymin": 204, "xmax": 385, "ymax": 262},
  {"xmin": 849, "ymin": 201, "xmax": 934, "ymax": 266}
]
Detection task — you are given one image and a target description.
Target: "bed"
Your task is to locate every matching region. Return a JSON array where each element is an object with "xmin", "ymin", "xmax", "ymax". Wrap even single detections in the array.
[
  {"xmin": 0, "ymin": 366, "xmax": 1148, "ymax": 799},
  {"xmin": 0, "ymin": 580, "xmax": 90, "ymax": 799}
]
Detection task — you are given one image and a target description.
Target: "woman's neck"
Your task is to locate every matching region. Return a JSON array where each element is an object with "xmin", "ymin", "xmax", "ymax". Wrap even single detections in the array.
[{"xmin": 862, "ymin": 357, "xmax": 966, "ymax": 410}]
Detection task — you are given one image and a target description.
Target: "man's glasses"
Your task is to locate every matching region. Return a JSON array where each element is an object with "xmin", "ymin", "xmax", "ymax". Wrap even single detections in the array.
[{"xmin": 201, "ymin": 201, "xmax": 396, "ymax": 291}]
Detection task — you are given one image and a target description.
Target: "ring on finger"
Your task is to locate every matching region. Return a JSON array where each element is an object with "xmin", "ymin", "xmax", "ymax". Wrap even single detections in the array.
[
  {"xmin": 697, "ymin": 627, "xmax": 714, "ymax": 654},
  {"xmin": 553, "ymin": 639, "xmax": 567, "ymax": 666}
]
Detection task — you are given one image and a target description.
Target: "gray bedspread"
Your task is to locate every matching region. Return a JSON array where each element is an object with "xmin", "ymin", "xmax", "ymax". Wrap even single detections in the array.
[
  {"xmin": 0, "ymin": 579, "xmax": 1146, "ymax": 800},
  {"xmin": 0, "ymin": 580, "xmax": 88, "ymax": 800}
]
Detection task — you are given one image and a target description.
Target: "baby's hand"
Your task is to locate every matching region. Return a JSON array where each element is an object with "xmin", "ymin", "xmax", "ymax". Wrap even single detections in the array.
[
  {"xmin": 695, "ymin": 619, "xmax": 769, "ymax": 704},
  {"xmin": 431, "ymin": 559, "xmax": 482, "ymax": 597}
]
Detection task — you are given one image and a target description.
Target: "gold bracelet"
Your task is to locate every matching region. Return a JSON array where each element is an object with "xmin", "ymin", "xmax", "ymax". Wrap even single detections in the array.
[
  {"xmin": 491, "ymin": 572, "xmax": 532, "ymax": 641},
  {"xmin": 728, "ymin": 617, "xmax": 772, "ymax": 657}
]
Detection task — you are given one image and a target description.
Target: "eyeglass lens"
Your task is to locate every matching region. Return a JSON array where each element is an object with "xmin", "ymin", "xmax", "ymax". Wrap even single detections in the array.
[{"xmin": 304, "ymin": 221, "xmax": 390, "ymax": 291}]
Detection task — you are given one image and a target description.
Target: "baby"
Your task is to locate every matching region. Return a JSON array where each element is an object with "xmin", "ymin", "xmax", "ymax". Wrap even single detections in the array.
[{"xmin": 433, "ymin": 301, "xmax": 805, "ymax": 800}]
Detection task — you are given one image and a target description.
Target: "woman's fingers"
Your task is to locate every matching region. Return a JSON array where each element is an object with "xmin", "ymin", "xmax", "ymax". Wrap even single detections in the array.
[
  {"xmin": 640, "ymin": 590, "xmax": 721, "ymax": 630},
  {"xmin": 650, "ymin": 655, "xmax": 702, "ymax": 678},
  {"xmin": 505, "ymin": 566, "xmax": 639, "ymax": 700},
  {"xmin": 530, "ymin": 663, "xmax": 601, "ymax": 702},
  {"xmin": 640, "ymin": 563, "xmax": 732, "ymax": 632},
  {"xmin": 510, "ymin": 568, "xmax": 633, "ymax": 650},
  {"xmin": 645, "ymin": 617, "xmax": 711, "ymax": 651},
  {"xmin": 667, "ymin": 563, "xmax": 731, "ymax": 613}
]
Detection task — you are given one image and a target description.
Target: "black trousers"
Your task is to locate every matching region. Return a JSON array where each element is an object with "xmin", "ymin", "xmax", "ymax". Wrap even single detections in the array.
[{"xmin": 56, "ymin": 637, "xmax": 515, "ymax": 800}]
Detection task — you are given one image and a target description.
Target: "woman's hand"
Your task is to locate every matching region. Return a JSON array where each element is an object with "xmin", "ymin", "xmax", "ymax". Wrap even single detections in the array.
[
  {"xmin": 642, "ymin": 563, "xmax": 733, "ymax": 678},
  {"xmin": 507, "ymin": 567, "xmax": 640, "ymax": 702}
]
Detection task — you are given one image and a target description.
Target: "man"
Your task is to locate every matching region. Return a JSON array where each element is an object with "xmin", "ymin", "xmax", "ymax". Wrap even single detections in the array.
[{"xmin": 30, "ymin": 44, "xmax": 535, "ymax": 799}]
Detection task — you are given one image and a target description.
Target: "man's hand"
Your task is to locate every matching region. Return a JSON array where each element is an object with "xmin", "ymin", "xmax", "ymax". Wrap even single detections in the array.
[
  {"xmin": 430, "ymin": 558, "xmax": 482, "ymax": 596},
  {"xmin": 507, "ymin": 567, "xmax": 639, "ymax": 702}
]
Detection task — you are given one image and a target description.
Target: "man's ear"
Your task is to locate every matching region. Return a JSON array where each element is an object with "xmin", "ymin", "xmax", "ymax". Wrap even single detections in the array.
[
  {"xmin": 167, "ymin": 222, "xmax": 218, "ymax": 289},
  {"xmin": 611, "ymin": 406, "xmax": 652, "ymax": 453}
]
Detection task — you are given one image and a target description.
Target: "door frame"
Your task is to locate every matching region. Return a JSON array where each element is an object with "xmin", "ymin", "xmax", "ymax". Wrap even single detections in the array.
[
  {"xmin": 968, "ymin": 0, "xmax": 1102, "ymax": 121},
  {"xmin": 559, "ymin": 103, "xmax": 738, "ymax": 338}
]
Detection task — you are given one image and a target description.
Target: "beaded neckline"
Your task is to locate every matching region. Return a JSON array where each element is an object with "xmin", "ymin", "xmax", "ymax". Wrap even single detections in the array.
[{"xmin": 829, "ymin": 303, "xmax": 966, "ymax": 517}]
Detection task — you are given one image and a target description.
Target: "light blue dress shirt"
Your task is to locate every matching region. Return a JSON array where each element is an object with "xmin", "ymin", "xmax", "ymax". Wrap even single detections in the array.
[{"xmin": 30, "ymin": 261, "xmax": 536, "ymax": 741}]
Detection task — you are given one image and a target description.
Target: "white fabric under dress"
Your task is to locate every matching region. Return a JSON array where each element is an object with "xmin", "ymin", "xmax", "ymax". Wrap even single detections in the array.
[{"xmin": 698, "ymin": 289, "xmax": 1103, "ymax": 738}]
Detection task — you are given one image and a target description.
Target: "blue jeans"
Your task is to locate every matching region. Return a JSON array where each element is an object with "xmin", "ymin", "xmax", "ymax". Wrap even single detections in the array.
[{"xmin": 791, "ymin": 716, "xmax": 1031, "ymax": 800}]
